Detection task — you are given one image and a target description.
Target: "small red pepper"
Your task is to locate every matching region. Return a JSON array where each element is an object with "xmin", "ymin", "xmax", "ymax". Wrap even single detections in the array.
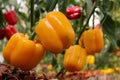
[
  {"xmin": 66, "ymin": 6, "xmax": 81, "ymax": 19},
  {"xmin": 4, "ymin": 25, "xmax": 17, "ymax": 39},
  {"xmin": 0, "ymin": 28, "xmax": 5, "ymax": 40},
  {"xmin": 4, "ymin": 10, "xmax": 18, "ymax": 25}
]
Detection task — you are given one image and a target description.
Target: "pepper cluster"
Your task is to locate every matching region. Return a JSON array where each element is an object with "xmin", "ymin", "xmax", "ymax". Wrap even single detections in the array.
[
  {"xmin": 0, "ymin": 10, "xmax": 17, "ymax": 40},
  {"xmin": 3, "ymin": 11, "xmax": 75, "ymax": 70}
]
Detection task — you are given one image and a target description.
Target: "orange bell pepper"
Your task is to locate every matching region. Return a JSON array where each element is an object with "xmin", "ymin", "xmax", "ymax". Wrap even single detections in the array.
[
  {"xmin": 35, "ymin": 11, "xmax": 75, "ymax": 54},
  {"xmin": 79, "ymin": 28, "xmax": 104, "ymax": 55},
  {"xmin": 64, "ymin": 45, "xmax": 87, "ymax": 72},
  {"xmin": 3, "ymin": 33, "xmax": 45, "ymax": 70}
]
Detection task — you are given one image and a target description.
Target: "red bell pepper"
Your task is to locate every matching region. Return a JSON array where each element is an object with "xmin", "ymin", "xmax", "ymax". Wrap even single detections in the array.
[
  {"xmin": 4, "ymin": 25, "xmax": 17, "ymax": 39},
  {"xmin": 4, "ymin": 10, "xmax": 18, "ymax": 25},
  {"xmin": 0, "ymin": 28, "xmax": 5, "ymax": 40},
  {"xmin": 66, "ymin": 6, "xmax": 81, "ymax": 19}
]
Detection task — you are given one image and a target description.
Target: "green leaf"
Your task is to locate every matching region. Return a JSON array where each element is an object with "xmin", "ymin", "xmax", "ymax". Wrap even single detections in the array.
[
  {"xmin": 102, "ymin": 14, "xmax": 118, "ymax": 50},
  {"xmin": 69, "ymin": 0, "xmax": 80, "ymax": 5},
  {"xmin": 47, "ymin": 0, "xmax": 58, "ymax": 12},
  {"xmin": 46, "ymin": 0, "xmax": 52, "ymax": 11},
  {"xmin": 85, "ymin": 0, "xmax": 93, "ymax": 15},
  {"xmin": 58, "ymin": 0, "xmax": 68, "ymax": 14},
  {"xmin": 100, "ymin": 0, "xmax": 114, "ymax": 13}
]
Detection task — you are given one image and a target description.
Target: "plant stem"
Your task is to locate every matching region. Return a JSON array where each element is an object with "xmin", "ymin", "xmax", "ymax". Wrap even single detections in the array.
[
  {"xmin": 30, "ymin": 0, "xmax": 34, "ymax": 32},
  {"xmin": 76, "ymin": 2, "xmax": 97, "ymax": 44},
  {"xmin": 0, "ymin": 8, "xmax": 6, "ymax": 28},
  {"xmin": 92, "ymin": 10, "xmax": 95, "ymax": 29},
  {"xmin": 29, "ymin": 31, "xmax": 36, "ymax": 40}
]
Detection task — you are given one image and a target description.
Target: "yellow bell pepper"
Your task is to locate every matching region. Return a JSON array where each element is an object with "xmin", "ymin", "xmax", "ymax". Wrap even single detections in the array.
[
  {"xmin": 35, "ymin": 11, "xmax": 75, "ymax": 54},
  {"xmin": 79, "ymin": 28, "xmax": 104, "ymax": 55},
  {"xmin": 3, "ymin": 33, "xmax": 45, "ymax": 70},
  {"xmin": 87, "ymin": 55, "xmax": 95, "ymax": 65},
  {"xmin": 64, "ymin": 45, "xmax": 87, "ymax": 72}
]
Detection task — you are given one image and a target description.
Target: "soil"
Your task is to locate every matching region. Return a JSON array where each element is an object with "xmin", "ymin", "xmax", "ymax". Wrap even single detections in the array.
[{"xmin": 0, "ymin": 63, "xmax": 120, "ymax": 80}]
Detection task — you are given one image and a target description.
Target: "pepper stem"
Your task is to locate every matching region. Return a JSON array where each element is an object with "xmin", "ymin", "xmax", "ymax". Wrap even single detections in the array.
[
  {"xmin": 30, "ymin": 0, "xmax": 34, "ymax": 32},
  {"xmin": 29, "ymin": 31, "xmax": 36, "ymax": 40},
  {"xmin": 76, "ymin": 2, "xmax": 97, "ymax": 44}
]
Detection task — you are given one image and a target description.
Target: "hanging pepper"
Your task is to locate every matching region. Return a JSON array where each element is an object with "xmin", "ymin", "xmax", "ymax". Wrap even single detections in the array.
[
  {"xmin": 65, "ymin": 6, "xmax": 81, "ymax": 19},
  {"xmin": 4, "ymin": 25, "xmax": 17, "ymax": 39},
  {"xmin": 79, "ymin": 28, "xmax": 104, "ymax": 55},
  {"xmin": 3, "ymin": 10, "xmax": 18, "ymax": 25},
  {"xmin": 3, "ymin": 33, "xmax": 45, "ymax": 70},
  {"xmin": 64, "ymin": 45, "xmax": 87, "ymax": 72},
  {"xmin": 35, "ymin": 11, "xmax": 75, "ymax": 54},
  {"xmin": 0, "ymin": 28, "xmax": 5, "ymax": 40}
]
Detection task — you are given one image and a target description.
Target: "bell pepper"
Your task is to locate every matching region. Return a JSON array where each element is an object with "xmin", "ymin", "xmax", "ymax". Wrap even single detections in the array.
[
  {"xmin": 4, "ymin": 25, "xmax": 17, "ymax": 39},
  {"xmin": 3, "ymin": 33, "xmax": 45, "ymax": 70},
  {"xmin": 4, "ymin": 10, "xmax": 18, "ymax": 25},
  {"xmin": 79, "ymin": 28, "xmax": 104, "ymax": 55},
  {"xmin": 64, "ymin": 45, "xmax": 87, "ymax": 72},
  {"xmin": 0, "ymin": 28, "xmax": 5, "ymax": 40},
  {"xmin": 66, "ymin": 6, "xmax": 81, "ymax": 19},
  {"xmin": 35, "ymin": 11, "xmax": 75, "ymax": 54},
  {"xmin": 87, "ymin": 55, "xmax": 95, "ymax": 65}
]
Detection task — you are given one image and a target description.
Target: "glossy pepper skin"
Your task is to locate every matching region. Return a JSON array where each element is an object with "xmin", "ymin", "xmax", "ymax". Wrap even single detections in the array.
[
  {"xmin": 3, "ymin": 33, "xmax": 45, "ymax": 70},
  {"xmin": 87, "ymin": 55, "xmax": 95, "ymax": 65},
  {"xmin": 79, "ymin": 28, "xmax": 104, "ymax": 55},
  {"xmin": 0, "ymin": 28, "xmax": 5, "ymax": 40},
  {"xmin": 64, "ymin": 45, "xmax": 87, "ymax": 72},
  {"xmin": 4, "ymin": 10, "xmax": 18, "ymax": 25},
  {"xmin": 66, "ymin": 6, "xmax": 81, "ymax": 19},
  {"xmin": 4, "ymin": 25, "xmax": 17, "ymax": 39},
  {"xmin": 35, "ymin": 11, "xmax": 75, "ymax": 54}
]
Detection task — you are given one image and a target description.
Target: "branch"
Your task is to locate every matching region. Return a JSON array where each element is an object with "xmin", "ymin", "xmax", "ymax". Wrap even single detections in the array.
[
  {"xmin": 30, "ymin": 0, "xmax": 34, "ymax": 32},
  {"xmin": 76, "ymin": 2, "xmax": 97, "ymax": 44}
]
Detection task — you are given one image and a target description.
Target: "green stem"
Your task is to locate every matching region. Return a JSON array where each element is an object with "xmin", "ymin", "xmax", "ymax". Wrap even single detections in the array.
[
  {"xmin": 29, "ymin": 32, "xmax": 36, "ymax": 40},
  {"xmin": 48, "ymin": 0, "xmax": 58, "ymax": 12},
  {"xmin": 30, "ymin": 0, "xmax": 34, "ymax": 32},
  {"xmin": 0, "ymin": 8, "xmax": 6, "ymax": 28},
  {"xmin": 92, "ymin": 10, "xmax": 95, "ymax": 29},
  {"xmin": 75, "ymin": 2, "xmax": 97, "ymax": 44}
]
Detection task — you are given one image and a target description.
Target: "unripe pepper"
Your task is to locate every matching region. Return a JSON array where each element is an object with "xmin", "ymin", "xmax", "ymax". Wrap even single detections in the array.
[
  {"xmin": 64, "ymin": 45, "xmax": 87, "ymax": 72},
  {"xmin": 35, "ymin": 11, "xmax": 75, "ymax": 54},
  {"xmin": 4, "ymin": 25, "xmax": 17, "ymax": 39},
  {"xmin": 3, "ymin": 33, "xmax": 45, "ymax": 70},
  {"xmin": 79, "ymin": 28, "xmax": 104, "ymax": 55},
  {"xmin": 66, "ymin": 6, "xmax": 81, "ymax": 19},
  {"xmin": 0, "ymin": 28, "xmax": 5, "ymax": 40},
  {"xmin": 4, "ymin": 10, "xmax": 18, "ymax": 25}
]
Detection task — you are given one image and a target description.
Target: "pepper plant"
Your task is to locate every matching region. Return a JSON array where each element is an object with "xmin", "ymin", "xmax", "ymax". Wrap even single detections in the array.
[{"xmin": 0, "ymin": 0, "xmax": 120, "ymax": 74}]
